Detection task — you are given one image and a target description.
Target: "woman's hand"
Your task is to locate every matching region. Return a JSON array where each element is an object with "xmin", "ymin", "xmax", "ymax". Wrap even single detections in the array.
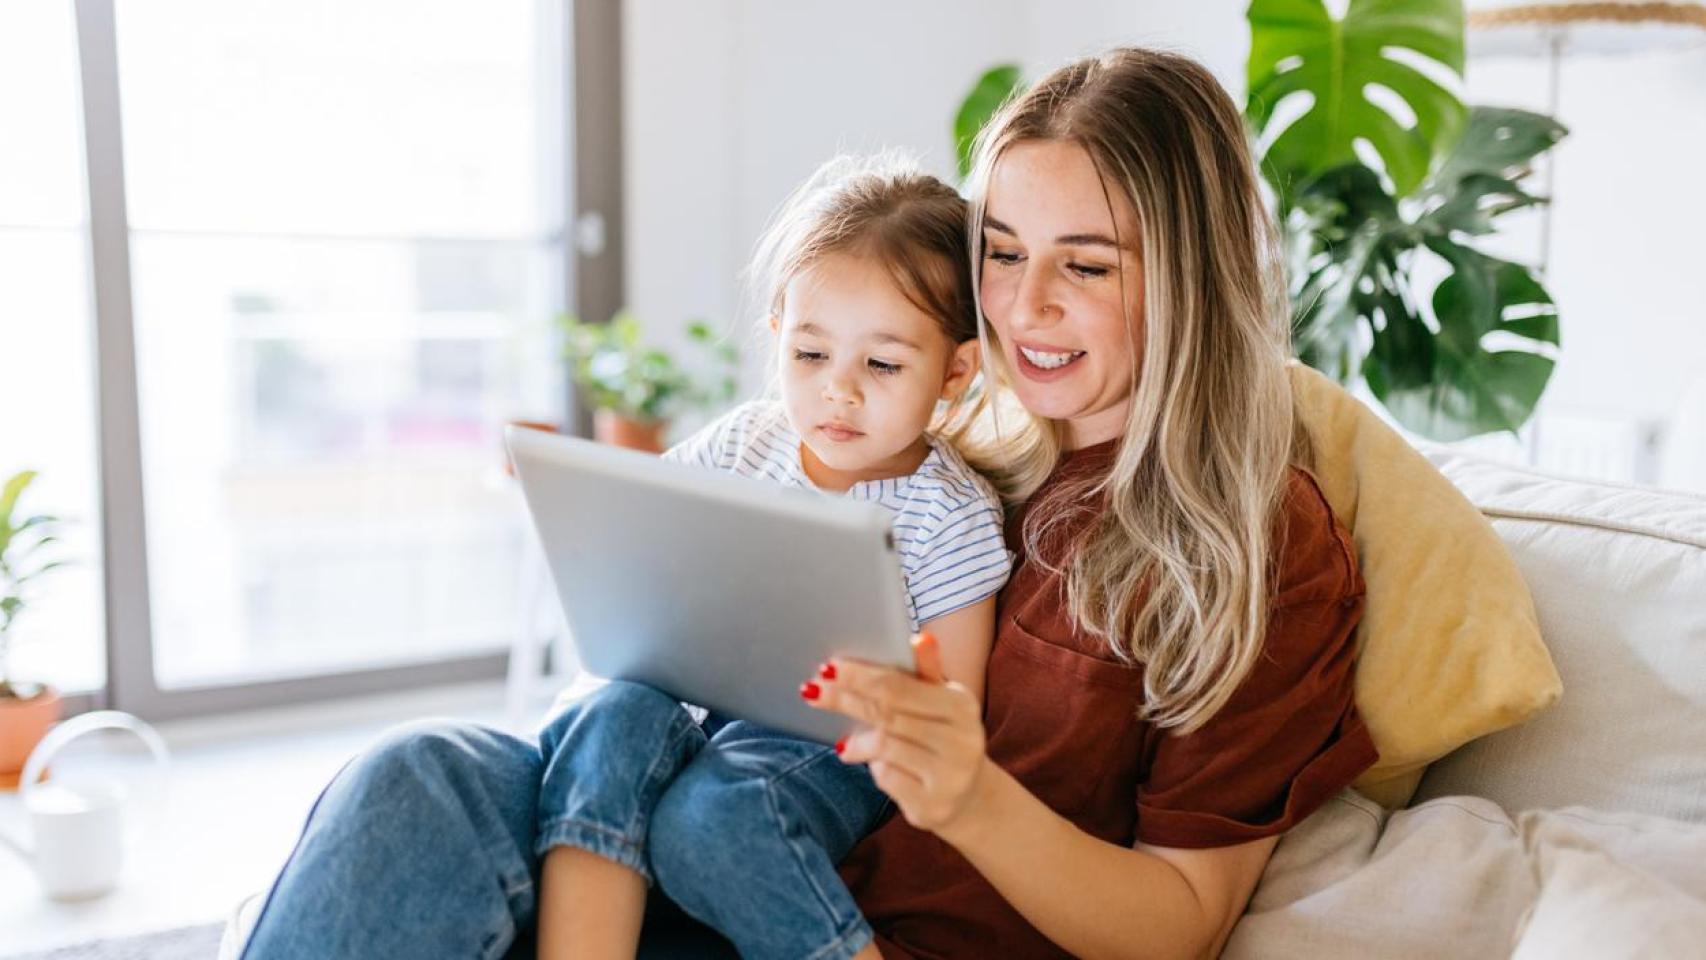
[{"xmin": 802, "ymin": 633, "xmax": 991, "ymax": 836}]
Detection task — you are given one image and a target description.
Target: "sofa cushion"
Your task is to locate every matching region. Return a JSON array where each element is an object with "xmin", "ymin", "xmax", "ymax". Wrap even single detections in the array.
[
  {"xmin": 1511, "ymin": 846, "xmax": 1706, "ymax": 960},
  {"xmin": 1289, "ymin": 365, "xmax": 1561, "ymax": 806},
  {"xmin": 1412, "ymin": 450, "xmax": 1706, "ymax": 821},
  {"xmin": 1223, "ymin": 789, "xmax": 1706, "ymax": 960}
]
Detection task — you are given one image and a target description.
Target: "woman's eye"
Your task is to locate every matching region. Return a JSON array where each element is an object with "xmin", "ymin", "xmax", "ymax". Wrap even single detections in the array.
[
  {"xmin": 1068, "ymin": 262, "xmax": 1110, "ymax": 278},
  {"xmin": 793, "ymin": 349, "xmax": 825, "ymax": 364},
  {"xmin": 985, "ymin": 249, "xmax": 1022, "ymax": 265},
  {"xmin": 867, "ymin": 358, "xmax": 902, "ymax": 376}
]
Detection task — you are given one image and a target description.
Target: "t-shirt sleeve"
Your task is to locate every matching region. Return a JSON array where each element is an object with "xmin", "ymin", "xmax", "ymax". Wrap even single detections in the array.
[
  {"xmin": 1133, "ymin": 472, "xmax": 1379, "ymax": 849},
  {"xmin": 909, "ymin": 485, "xmax": 1012, "ymax": 626}
]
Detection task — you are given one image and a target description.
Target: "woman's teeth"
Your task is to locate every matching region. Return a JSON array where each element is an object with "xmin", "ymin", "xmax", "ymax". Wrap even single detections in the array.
[{"xmin": 1020, "ymin": 346, "xmax": 1085, "ymax": 370}]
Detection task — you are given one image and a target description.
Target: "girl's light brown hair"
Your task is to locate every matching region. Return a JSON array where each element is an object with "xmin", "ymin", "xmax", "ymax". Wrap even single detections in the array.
[
  {"xmin": 952, "ymin": 48, "xmax": 1305, "ymax": 734},
  {"xmin": 748, "ymin": 152, "xmax": 978, "ymax": 347}
]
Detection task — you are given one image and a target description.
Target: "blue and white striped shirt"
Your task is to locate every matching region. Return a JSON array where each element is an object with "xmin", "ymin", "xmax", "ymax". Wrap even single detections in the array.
[{"xmin": 665, "ymin": 400, "xmax": 1011, "ymax": 630}]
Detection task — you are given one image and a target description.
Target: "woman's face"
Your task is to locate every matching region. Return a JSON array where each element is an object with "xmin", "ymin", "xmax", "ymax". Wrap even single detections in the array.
[{"xmin": 979, "ymin": 139, "xmax": 1145, "ymax": 450}]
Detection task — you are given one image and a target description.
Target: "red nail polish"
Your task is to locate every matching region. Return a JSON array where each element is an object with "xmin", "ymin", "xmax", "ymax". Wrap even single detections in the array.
[
  {"xmin": 800, "ymin": 681, "xmax": 821, "ymax": 701},
  {"xmin": 819, "ymin": 662, "xmax": 837, "ymax": 680},
  {"xmin": 834, "ymin": 737, "xmax": 846, "ymax": 755}
]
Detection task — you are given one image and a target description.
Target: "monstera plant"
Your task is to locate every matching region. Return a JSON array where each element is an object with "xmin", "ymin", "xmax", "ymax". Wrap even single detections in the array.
[
  {"xmin": 1249, "ymin": 0, "xmax": 1566, "ymax": 440},
  {"xmin": 953, "ymin": 0, "xmax": 1567, "ymax": 442}
]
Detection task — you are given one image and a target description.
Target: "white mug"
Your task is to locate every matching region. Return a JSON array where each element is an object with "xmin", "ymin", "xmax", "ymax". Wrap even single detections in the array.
[{"xmin": 0, "ymin": 711, "xmax": 169, "ymax": 900}]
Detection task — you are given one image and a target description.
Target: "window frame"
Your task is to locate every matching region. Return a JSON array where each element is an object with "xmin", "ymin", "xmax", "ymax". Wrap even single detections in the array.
[{"xmin": 68, "ymin": 0, "xmax": 618, "ymax": 720}]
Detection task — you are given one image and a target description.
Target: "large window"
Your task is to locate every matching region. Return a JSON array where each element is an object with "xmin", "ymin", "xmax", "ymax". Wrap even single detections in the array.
[
  {"xmin": 2, "ymin": 0, "xmax": 589, "ymax": 716},
  {"xmin": 112, "ymin": 0, "xmax": 567, "ymax": 688},
  {"xmin": 0, "ymin": 2, "xmax": 106, "ymax": 696}
]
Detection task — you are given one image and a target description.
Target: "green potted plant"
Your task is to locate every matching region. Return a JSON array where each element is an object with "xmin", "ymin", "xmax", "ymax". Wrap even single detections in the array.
[
  {"xmin": 1, "ymin": 470, "xmax": 72, "ymax": 790},
  {"xmin": 952, "ymin": 0, "xmax": 1566, "ymax": 443},
  {"xmin": 559, "ymin": 310, "xmax": 740, "ymax": 453}
]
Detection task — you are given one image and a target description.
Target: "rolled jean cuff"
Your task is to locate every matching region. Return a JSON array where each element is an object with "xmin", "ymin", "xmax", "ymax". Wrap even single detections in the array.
[
  {"xmin": 537, "ymin": 816, "xmax": 652, "ymax": 885},
  {"xmin": 807, "ymin": 918, "xmax": 876, "ymax": 960}
]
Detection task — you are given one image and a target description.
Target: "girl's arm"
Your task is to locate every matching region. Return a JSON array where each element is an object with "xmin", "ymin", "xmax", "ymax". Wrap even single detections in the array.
[
  {"xmin": 809, "ymin": 645, "xmax": 1275, "ymax": 960},
  {"xmin": 916, "ymin": 596, "xmax": 995, "ymax": 703}
]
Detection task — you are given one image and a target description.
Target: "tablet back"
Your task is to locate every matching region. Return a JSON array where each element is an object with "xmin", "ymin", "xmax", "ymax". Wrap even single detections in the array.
[{"xmin": 505, "ymin": 425, "xmax": 915, "ymax": 743}]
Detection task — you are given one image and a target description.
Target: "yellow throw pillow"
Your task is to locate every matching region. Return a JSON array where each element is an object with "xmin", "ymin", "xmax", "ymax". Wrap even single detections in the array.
[{"xmin": 1289, "ymin": 364, "xmax": 1562, "ymax": 807}]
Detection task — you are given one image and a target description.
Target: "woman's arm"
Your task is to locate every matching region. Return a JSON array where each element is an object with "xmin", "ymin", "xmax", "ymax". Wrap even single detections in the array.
[
  {"xmin": 943, "ymin": 759, "xmax": 1276, "ymax": 960},
  {"xmin": 810, "ymin": 645, "xmax": 1276, "ymax": 960},
  {"xmin": 916, "ymin": 597, "xmax": 995, "ymax": 703}
]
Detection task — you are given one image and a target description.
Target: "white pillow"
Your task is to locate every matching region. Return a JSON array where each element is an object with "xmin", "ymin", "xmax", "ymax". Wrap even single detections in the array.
[
  {"xmin": 1412, "ymin": 449, "xmax": 1706, "ymax": 821},
  {"xmin": 1224, "ymin": 790, "xmax": 1706, "ymax": 960},
  {"xmin": 1512, "ymin": 846, "xmax": 1706, "ymax": 960}
]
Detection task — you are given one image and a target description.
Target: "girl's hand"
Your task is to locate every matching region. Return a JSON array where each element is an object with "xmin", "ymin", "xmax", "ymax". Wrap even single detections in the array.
[{"xmin": 802, "ymin": 633, "xmax": 990, "ymax": 836}]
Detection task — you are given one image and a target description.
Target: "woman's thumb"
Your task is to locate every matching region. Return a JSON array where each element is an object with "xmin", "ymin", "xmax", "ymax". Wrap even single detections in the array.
[{"xmin": 911, "ymin": 631, "xmax": 946, "ymax": 684}]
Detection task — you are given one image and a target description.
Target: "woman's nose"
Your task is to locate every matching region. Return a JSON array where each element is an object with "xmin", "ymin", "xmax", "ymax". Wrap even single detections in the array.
[{"xmin": 1012, "ymin": 267, "xmax": 1058, "ymax": 330}]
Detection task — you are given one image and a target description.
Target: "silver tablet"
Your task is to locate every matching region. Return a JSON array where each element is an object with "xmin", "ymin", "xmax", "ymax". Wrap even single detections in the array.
[{"xmin": 505, "ymin": 425, "xmax": 916, "ymax": 744}]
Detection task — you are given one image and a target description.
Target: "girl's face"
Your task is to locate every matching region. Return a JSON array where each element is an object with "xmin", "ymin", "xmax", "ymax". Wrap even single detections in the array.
[
  {"xmin": 775, "ymin": 253, "xmax": 978, "ymax": 491},
  {"xmin": 979, "ymin": 139, "xmax": 1145, "ymax": 450}
]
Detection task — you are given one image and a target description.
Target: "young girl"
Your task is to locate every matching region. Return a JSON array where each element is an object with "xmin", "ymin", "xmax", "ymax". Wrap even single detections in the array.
[{"xmin": 534, "ymin": 154, "xmax": 1010, "ymax": 960}]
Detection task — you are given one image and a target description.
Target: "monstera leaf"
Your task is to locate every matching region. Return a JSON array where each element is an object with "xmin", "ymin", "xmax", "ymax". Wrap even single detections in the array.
[
  {"xmin": 1248, "ymin": 0, "xmax": 1466, "ymax": 199},
  {"xmin": 1288, "ymin": 106, "xmax": 1566, "ymax": 440},
  {"xmin": 954, "ymin": 64, "xmax": 1023, "ymax": 180}
]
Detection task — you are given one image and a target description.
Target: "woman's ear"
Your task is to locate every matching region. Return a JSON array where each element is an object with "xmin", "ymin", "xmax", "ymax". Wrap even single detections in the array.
[
  {"xmin": 940, "ymin": 338, "xmax": 981, "ymax": 401},
  {"xmin": 767, "ymin": 312, "xmax": 781, "ymax": 334}
]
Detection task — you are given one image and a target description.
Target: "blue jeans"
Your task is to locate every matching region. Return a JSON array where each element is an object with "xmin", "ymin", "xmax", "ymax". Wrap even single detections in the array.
[
  {"xmin": 242, "ymin": 681, "xmax": 889, "ymax": 959},
  {"xmin": 540, "ymin": 681, "xmax": 891, "ymax": 958}
]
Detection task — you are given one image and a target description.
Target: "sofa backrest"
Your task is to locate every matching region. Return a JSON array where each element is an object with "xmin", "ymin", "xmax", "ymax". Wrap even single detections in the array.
[{"xmin": 1412, "ymin": 449, "xmax": 1706, "ymax": 822}]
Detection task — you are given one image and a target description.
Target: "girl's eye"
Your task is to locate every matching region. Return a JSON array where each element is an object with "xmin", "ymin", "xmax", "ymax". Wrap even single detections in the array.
[
  {"xmin": 793, "ymin": 349, "xmax": 825, "ymax": 364},
  {"xmin": 1068, "ymin": 262, "xmax": 1110, "ymax": 279},
  {"xmin": 868, "ymin": 358, "xmax": 902, "ymax": 376}
]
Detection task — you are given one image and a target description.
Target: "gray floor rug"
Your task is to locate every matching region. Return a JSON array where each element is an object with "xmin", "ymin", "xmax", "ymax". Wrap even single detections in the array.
[{"xmin": 9, "ymin": 924, "xmax": 225, "ymax": 960}]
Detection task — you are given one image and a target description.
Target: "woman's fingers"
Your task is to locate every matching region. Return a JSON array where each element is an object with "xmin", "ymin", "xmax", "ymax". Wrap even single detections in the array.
[
  {"xmin": 838, "ymin": 716, "xmax": 939, "ymax": 763},
  {"xmin": 808, "ymin": 655, "xmax": 968, "ymax": 722}
]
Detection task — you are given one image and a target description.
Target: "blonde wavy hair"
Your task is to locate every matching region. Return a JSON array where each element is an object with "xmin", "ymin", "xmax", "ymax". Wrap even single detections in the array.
[{"xmin": 947, "ymin": 48, "xmax": 1307, "ymax": 734}]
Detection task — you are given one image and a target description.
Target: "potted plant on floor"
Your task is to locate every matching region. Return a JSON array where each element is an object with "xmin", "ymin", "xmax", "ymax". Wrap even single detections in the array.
[
  {"xmin": 559, "ymin": 310, "xmax": 740, "ymax": 453},
  {"xmin": 1, "ymin": 470, "xmax": 72, "ymax": 790}
]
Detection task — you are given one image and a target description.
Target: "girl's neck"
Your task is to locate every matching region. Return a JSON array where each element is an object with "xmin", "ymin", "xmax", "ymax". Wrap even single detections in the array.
[{"xmin": 798, "ymin": 436, "xmax": 932, "ymax": 493}]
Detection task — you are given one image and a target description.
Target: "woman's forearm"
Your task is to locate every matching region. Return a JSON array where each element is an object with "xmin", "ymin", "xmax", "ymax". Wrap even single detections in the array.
[{"xmin": 938, "ymin": 762, "xmax": 1225, "ymax": 960}]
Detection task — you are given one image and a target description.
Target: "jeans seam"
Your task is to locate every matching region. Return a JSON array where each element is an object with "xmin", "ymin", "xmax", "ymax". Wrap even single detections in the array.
[
  {"xmin": 802, "ymin": 915, "xmax": 876, "ymax": 960},
  {"xmin": 763, "ymin": 748, "xmax": 864, "ymax": 943},
  {"xmin": 621, "ymin": 707, "xmax": 703, "ymax": 842}
]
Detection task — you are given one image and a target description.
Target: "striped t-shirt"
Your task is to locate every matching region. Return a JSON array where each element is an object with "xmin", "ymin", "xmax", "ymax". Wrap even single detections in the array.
[{"xmin": 665, "ymin": 400, "xmax": 1011, "ymax": 630}]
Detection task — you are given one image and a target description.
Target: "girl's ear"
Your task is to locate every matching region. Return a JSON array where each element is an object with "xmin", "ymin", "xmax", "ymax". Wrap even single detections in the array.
[
  {"xmin": 767, "ymin": 312, "xmax": 781, "ymax": 334},
  {"xmin": 940, "ymin": 338, "xmax": 981, "ymax": 401}
]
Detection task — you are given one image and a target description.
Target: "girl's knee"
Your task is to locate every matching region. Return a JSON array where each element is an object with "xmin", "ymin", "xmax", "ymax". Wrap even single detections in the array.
[
  {"xmin": 649, "ymin": 760, "xmax": 776, "ymax": 886},
  {"xmin": 538, "ymin": 680, "xmax": 686, "ymax": 758}
]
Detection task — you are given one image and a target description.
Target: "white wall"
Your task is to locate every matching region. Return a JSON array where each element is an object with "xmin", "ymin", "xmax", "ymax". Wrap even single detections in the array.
[
  {"xmin": 620, "ymin": 0, "xmax": 1251, "ymax": 408},
  {"xmin": 620, "ymin": 2, "xmax": 1706, "ymax": 485}
]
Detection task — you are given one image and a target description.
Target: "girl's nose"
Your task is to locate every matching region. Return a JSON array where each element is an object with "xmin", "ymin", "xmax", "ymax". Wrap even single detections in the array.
[{"xmin": 822, "ymin": 373, "xmax": 861, "ymax": 407}]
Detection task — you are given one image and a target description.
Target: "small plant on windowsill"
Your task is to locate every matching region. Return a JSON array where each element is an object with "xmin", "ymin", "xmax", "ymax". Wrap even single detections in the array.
[
  {"xmin": 559, "ymin": 310, "xmax": 741, "ymax": 453},
  {"xmin": 0, "ymin": 470, "xmax": 74, "ymax": 789}
]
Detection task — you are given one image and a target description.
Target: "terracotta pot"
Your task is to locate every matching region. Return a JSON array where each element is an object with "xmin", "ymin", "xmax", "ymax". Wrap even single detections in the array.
[
  {"xmin": 0, "ymin": 686, "xmax": 62, "ymax": 791},
  {"xmin": 593, "ymin": 409, "xmax": 667, "ymax": 454}
]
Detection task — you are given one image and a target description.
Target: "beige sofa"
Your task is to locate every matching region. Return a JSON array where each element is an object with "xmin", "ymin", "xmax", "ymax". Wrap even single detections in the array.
[
  {"xmin": 224, "ymin": 447, "xmax": 1706, "ymax": 958},
  {"xmin": 1224, "ymin": 447, "xmax": 1706, "ymax": 959}
]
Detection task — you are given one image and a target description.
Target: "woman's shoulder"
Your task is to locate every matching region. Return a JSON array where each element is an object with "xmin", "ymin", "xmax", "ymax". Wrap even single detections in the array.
[{"xmin": 1271, "ymin": 466, "xmax": 1364, "ymax": 610}]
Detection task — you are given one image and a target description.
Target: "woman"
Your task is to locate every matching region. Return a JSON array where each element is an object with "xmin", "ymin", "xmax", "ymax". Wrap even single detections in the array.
[{"xmin": 240, "ymin": 47, "xmax": 1375, "ymax": 960}]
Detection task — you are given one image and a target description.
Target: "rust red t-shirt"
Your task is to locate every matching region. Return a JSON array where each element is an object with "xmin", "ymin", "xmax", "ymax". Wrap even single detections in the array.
[{"xmin": 836, "ymin": 440, "xmax": 1379, "ymax": 959}]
